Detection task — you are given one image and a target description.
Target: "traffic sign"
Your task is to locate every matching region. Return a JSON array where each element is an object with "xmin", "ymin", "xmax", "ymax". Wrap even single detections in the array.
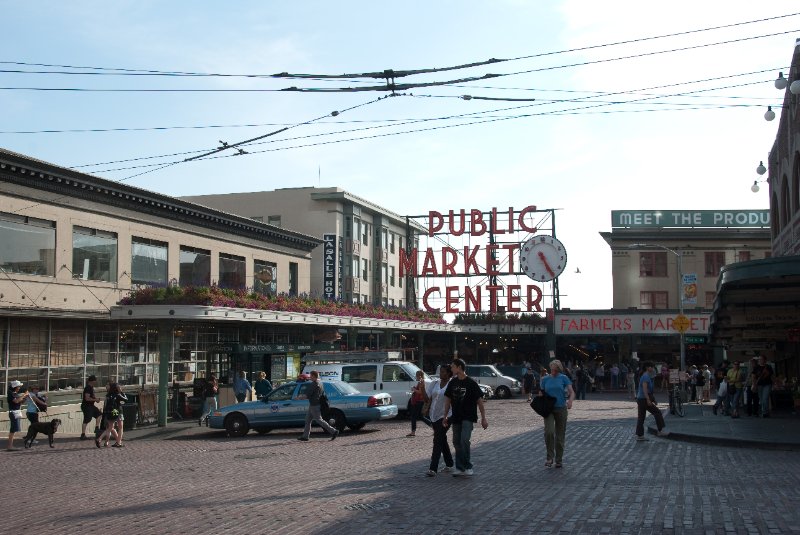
[{"xmin": 673, "ymin": 314, "xmax": 690, "ymax": 333}]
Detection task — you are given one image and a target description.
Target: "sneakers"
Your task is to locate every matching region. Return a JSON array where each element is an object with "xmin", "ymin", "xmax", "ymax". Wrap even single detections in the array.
[
  {"xmin": 636, "ymin": 435, "xmax": 648, "ymax": 441},
  {"xmin": 80, "ymin": 434, "xmax": 88, "ymax": 441},
  {"xmin": 425, "ymin": 470, "xmax": 436, "ymax": 477},
  {"xmin": 463, "ymin": 469, "xmax": 474, "ymax": 476},
  {"xmin": 330, "ymin": 430, "xmax": 339, "ymax": 441},
  {"xmin": 451, "ymin": 469, "xmax": 466, "ymax": 477},
  {"xmin": 297, "ymin": 437, "xmax": 309, "ymax": 442},
  {"xmin": 657, "ymin": 430, "xmax": 670, "ymax": 437},
  {"xmin": 441, "ymin": 466, "xmax": 454, "ymax": 473}
]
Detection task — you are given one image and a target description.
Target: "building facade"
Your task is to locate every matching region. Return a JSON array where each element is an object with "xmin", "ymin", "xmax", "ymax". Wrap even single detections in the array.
[{"xmin": 181, "ymin": 187, "xmax": 423, "ymax": 307}]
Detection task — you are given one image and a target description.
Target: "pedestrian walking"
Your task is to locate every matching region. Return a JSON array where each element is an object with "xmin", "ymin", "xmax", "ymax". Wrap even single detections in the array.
[
  {"xmin": 442, "ymin": 358, "xmax": 488, "ymax": 477},
  {"xmin": 745, "ymin": 358, "xmax": 759, "ymax": 416},
  {"xmin": 199, "ymin": 374, "xmax": 219, "ymax": 426},
  {"xmin": 594, "ymin": 363, "xmax": 605, "ymax": 392},
  {"xmin": 522, "ymin": 367, "xmax": 536, "ymax": 402},
  {"xmin": 753, "ymin": 356, "xmax": 774, "ymax": 418},
  {"xmin": 80, "ymin": 375, "xmax": 102, "ymax": 440},
  {"xmin": 425, "ymin": 364, "xmax": 454, "ymax": 476},
  {"xmin": 635, "ymin": 362, "xmax": 669, "ymax": 441},
  {"xmin": 407, "ymin": 370, "xmax": 427, "ymax": 437},
  {"xmin": 539, "ymin": 359, "xmax": 575, "ymax": 468},
  {"xmin": 234, "ymin": 371, "xmax": 251, "ymax": 403},
  {"xmin": 712, "ymin": 370, "xmax": 727, "ymax": 415},
  {"xmin": 694, "ymin": 366, "xmax": 705, "ymax": 404},
  {"xmin": 25, "ymin": 385, "xmax": 47, "ymax": 425},
  {"xmin": 254, "ymin": 371, "xmax": 273, "ymax": 400},
  {"xmin": 725, "ymin": 362, "xmax": 744, "ymax": 418},
  {"xmin": 6, "ymin": 380, "xmax": 29, "ymax": 451},
  {"xmin": 297, "ymin": 370, "xmax": 338, "ymax": 442},
  {"xmin": 96, "ymin": 383, "xmax": 127, "ymax": 448},
  {"xmin": 574, "ymin": 365, "xmax": 588, "ymax": 400}
]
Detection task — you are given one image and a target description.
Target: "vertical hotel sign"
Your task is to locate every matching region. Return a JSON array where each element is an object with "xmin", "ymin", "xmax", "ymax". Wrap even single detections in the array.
[{"xmin": 323, "ymin": 234, "xmax": 337, "ymax": 300}]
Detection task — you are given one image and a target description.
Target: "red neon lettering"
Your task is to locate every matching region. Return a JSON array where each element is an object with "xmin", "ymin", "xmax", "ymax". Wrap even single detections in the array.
[
  {"xmin": 486, "ymin": 285, "xmax": 502, "ymax": 312},
  {"xmin": 526, "ymin": 285, "xmax": 543, "ymax": 312},
  {"xmin": 448, "ymin": 209, "xmax": 466, "ymax": 236},
  {"xmin": 428, "ymin": 211, "xmax": 443, "ymax": 237},
  {"xmin": 490, "ymin": 207, "xmax": 505, "ymax": 235},
  {"xmin": 445, "ymin": 286, "xmax": 459, "ymax": 313},
  {"xmin": 442, "ymin": 247, "xmax": 458, "ymax": 276},
  {"xmin": 517, "ymin": 205, "xmax": 538, "ymax": 233},
  {"xmin": 470, "ymin": 209, "xmax": 487, "ymax": 236},
  {"xmin": 464, "ymin": 286, "xmax": 481, "ymax": 312},
  {"xmin": 399, "ymin": 248, "xmax": 417, "ymax": 277},
  {"xmin": 422, "ymin": 287, "xmax": 440, "ymax": 312},
  {"xmin": 507, "ymin": 284, "xmax": 521, "ymax": 313},
  {"xmin": 507, "ymin": 207, "xmax": 515, "ymax": 233},
  {"xmin": 464, "ymin": 245, "xmax": 481, "ymax": 275},
  {"xmin": 502, "ymin": 244, "xmax": 520, "ymax": 274},
  {"xmin": 420, "ymin": 248, "xmax": 439, "ymax": 276}
]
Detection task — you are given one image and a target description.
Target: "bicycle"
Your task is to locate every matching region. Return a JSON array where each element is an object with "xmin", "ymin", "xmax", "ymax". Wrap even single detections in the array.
[{"xmin": 669, "ymin": 382, "xmax": 685, "ymax": 417}]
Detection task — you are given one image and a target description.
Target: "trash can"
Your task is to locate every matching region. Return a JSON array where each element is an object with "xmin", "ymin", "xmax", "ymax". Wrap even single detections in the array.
[{"xmin": 121, "ymin": 397, "xmax": 138, "ymax": 431}]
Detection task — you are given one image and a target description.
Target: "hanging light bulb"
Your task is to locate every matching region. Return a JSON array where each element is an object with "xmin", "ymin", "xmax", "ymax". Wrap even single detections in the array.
[
  {"xmin": 791, "ymin": 80, "xmax": 800, "ymax": 95},
  {"xmin": 756, "ymin": 161, "xmax": 767, "ymax": 175},
  {"xmin": 751, "ymin": 181, "xmax": 760, "ymax": 193},
  {"xmin": 764, "ymin": 106, "xmax": 776, "ymax": 121},
  {"xmin": 775, "ymin": 72, "xmax": 788, "ymax": 90}
]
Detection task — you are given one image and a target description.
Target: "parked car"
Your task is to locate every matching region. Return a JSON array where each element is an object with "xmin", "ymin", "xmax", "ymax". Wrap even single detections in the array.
[
  {"xmin": 208, "ymin": 380, "xmax": 397, "ymax": 437},
  {"xmin": 497, "ymin": 365, "xmax": 540, "ymax": 390},
  {"xmin": 477, "ymin": 383, "xmax": 493, "ymax": 400},
  {"xmin": 434, "ymin": 364, "xmax": 522, "ymax": 399},
  {"xmin": 303, "ymin": 360, "xmax": 430, "ymax": 411}
]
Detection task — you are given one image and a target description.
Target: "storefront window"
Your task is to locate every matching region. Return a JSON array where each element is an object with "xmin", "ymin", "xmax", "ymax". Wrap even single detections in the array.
[
  {"xmin": 50, "ymin": 319, "xmax": 85, "ymax": 390},
  {"xmin": 7, "ymin": 318, "xmax": 48, "ymax": 389},
  {"xmin": 131, "ymin": 237, "xmax": 168, "ymax": 286},
  {"xmin": 118, "ymin": 323, "xmax": 159, "ymax": 386},
  {"xmin": 72, "ymin": 226, "xmax": 117, "ymax": 282},
  {"xmin": 179, "ymin": 246, "xmax": 210, "ymax": 287},
  {"xmin": 254, "ymin": 259, "xmax": 277, "ymax": 295},
  {"xmin": 0, "ymin": 212, "xmax": 55, "ymax": 276},
  {"xmin": 289, "ymin": 262, "xmax": 298, "ymax": 296},
  {"xmin": 87, "ymin": 321, "xmax": 118, "ymax": 387},
  {"xmin": 219, "ymin": 253, "xmax": 245, "ymax": 289}
]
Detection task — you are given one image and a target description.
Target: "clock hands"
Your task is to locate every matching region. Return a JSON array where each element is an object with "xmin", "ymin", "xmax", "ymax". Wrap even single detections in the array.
[{"xmin": 537, "ymin": 251, "xmax": 556, "ymax": 278}]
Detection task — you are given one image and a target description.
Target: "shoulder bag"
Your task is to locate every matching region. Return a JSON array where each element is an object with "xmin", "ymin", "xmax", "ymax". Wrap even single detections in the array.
[{"xmin": 530, "ymin": 392, "xmax": 557, "ymax": 418}]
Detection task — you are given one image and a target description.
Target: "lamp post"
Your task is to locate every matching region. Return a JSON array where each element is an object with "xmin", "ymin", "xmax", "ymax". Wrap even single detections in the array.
[{"xmin": 630, "ymin": 243, "xmax": 686, "ymax": 372}]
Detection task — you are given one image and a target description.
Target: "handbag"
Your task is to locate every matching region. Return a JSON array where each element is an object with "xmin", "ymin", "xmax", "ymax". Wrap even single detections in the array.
[
  {"xmin": 10, "ymin": 409, "xmax": 24, "ymax": 420},
  {"xmin": 530, "ymin": 392, "xmax": 557, "ymax": 418}
]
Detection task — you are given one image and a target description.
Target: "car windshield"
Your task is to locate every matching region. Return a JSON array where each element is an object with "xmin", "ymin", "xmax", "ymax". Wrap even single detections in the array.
[
  {"xmin": 401, "ymin": 363, "xmax": 429, "ymax": 380},
  {"xmin": 329, "ymin": 381, "xmax": 360, "ymax": 395}
]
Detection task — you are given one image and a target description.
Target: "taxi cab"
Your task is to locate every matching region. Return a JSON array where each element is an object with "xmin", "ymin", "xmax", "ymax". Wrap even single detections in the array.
[{"xmin": 208, "ymin": 379, "xmax": 397, "ymax": 437}]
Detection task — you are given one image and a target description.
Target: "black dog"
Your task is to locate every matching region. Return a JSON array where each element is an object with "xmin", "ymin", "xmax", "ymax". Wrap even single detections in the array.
[{"xmin": 23, "ymin": 419, "xmax": 62, "ymax": 448}]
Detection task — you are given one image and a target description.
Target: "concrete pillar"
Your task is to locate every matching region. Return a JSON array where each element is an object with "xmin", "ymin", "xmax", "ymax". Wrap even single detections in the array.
[
  {"xmin": 158, "ymin": 321, "xmax": 172, "ymax": 427},
  {"xmin": 418, "ymin": 332, "xmax": 425, "ymax": 370}
]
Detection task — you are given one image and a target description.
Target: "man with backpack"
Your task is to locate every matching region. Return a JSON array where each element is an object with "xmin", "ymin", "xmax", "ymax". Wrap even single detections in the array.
[{"xmin": 296, "ymin": 370, "xmax": 338, "ymax": 442}]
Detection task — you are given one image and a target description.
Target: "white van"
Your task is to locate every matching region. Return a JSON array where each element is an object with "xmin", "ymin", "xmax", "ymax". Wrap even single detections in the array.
[
  {"xmin": 465, "ymin": 365, "xmax": 522, "ymax": 399},
  {"xmin": 302, "ymin": 360, "xmax": 428, "ymax": 410}
]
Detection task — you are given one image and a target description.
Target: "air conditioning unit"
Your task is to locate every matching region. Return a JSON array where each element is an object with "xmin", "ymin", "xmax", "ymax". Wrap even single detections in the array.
[
  {"xmin": 346, "ymin": 240, "xmax": 361, "ymax": 254},
  {"xmin": 345, "ymin": 277, "xmax": 360, "ymax": 292}
]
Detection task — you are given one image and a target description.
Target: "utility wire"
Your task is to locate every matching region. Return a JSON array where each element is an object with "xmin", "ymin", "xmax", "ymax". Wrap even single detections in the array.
[{"xmin": 2, "ymin": 11, "xmax": 796, "ymax": 79}]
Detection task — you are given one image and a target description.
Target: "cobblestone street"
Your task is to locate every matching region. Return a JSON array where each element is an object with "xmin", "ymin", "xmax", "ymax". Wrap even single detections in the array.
[{"xmin": 5, "ymin": 394, "xmax": 799, "ymax": 534}]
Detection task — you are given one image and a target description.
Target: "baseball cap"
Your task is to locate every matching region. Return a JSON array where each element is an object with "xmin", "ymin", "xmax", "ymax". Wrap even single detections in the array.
[{"xmin": 10, "ymin": 380, "xmax": 23, "ymax": 388}]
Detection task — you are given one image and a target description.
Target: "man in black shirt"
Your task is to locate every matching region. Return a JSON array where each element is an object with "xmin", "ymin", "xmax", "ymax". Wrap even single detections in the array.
[
  {"xmin": 443, "ymin": 358, "xmax": 488, "ymax": 477},
  {"xmin": 80, "ymin": 375, "xmax": 102, "ymax": 440}
]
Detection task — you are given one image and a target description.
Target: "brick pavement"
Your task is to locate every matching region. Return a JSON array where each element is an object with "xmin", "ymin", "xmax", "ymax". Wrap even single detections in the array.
[{"xmin": 3, "ymin": 393, "xmax": 799, "ymax": 534}]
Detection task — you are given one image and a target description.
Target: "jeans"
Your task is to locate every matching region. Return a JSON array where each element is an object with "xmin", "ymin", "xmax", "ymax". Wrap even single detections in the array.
[
  {"xmin": 745, "ymin": 386, "xmax": 759, "ymax": 416},
  {"xmin": 429, "ymin": 419, "xmax": 453, "ymax": 472},
  {"xmin": 758, "ymin": 385, "xmax": 772, "ymax": 416},
  {"xmin": 611, "ymin": 375, "xmax": 619, "ymax": 389},
  {"xmin": 452, "ymin": 420, "xmax": 475, "ymax": 471},
  {"xmin": 302, "ymin": 405, "xmax": 337, "ymax": 439},
  {"xmin": 544, "ymin": 408, "xmax": 568, "ymax": 462},
  {"xmin": 409, "ymin": 401, "xmax": 424, "ymax": 433},
  {"xmin": 201, "ymin": 396, "xmax": 218, "ymax": 421},
  {"xmin": 576, "ymin": 382, "xmax": 587, "ymax": 400},
  {"xmin": 636, "ymin": 398, "xmax": 665, "ymax": 436},
  {"xmin": 726, "ymin": 386, "xmax": 741, "ymax": 415}
]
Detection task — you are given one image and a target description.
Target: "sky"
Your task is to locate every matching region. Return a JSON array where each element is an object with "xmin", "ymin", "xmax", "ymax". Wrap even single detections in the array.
[{"xmin": 2, "ymin": 1, "xmax": 796, "ymax": 311}]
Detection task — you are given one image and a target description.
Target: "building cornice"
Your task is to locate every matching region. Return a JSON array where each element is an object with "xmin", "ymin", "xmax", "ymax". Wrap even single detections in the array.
[{"xmin": 0, "ymin": 148, "xmax": 322, "ymax": 252}]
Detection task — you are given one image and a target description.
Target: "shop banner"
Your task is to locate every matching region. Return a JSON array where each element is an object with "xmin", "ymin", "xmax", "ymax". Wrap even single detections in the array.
[{"xmin": 682, "ymin": 273, "xmax": 697, "ymax": 306}]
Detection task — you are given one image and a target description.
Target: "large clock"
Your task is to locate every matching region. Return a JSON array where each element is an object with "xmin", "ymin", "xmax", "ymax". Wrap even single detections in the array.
[{"xmin": 520, "ymin": 235, "xmax": 567, "ymax": 282}]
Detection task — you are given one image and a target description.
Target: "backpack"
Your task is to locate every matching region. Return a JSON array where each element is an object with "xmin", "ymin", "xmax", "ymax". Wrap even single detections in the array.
[{"xmin": 318, "ymin": 387, "xmax": 330, "ymax": 417}]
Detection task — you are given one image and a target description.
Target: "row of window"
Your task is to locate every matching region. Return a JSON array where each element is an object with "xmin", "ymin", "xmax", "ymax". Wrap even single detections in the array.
[
  {"xmin": 640, "ymin": 291, "xmax": 716, "ymax": 309},
  {"xmin": 638, "ymin": 250, "xmax": 768, "ymax": 278},
  {"xmin": 343, "ymin": 294, "xmax": 402, "ymax": 307},
  {"xmin": 0, "ymin": 212, "xmax": 296, "ymax": 294},
  {"xmin": 344, "ymin": 216, "xmax": 404, "ymax": 253}
]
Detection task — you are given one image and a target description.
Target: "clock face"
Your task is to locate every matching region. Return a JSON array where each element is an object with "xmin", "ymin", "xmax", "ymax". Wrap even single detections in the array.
[{"xmin": 520, "ymin": 235, "xmax": 567, "ymax": 282}]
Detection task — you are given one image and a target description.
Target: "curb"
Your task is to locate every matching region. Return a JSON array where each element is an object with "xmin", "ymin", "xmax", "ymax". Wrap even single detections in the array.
[{"xmin": 646, "ymin": 424, "xmax": 800, "ymax": 452}]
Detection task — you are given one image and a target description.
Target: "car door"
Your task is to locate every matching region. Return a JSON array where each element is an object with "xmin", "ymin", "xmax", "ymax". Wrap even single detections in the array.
[
  {"xmin": 380, "ymin": 363, "xmax": 415, "ymax": 408},
  {"xmin": 255, "ymin": 383, "xmax": 299, "ymax": 427},
  {"xmin": 341, "ymin": 365, "xmax": 378, "ymax": 396}
]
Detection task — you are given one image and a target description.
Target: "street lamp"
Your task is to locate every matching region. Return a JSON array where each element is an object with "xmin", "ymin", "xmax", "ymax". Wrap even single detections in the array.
[{"xmin": 630, "ymin": 243, "xmax": 686, "ymax": 372}]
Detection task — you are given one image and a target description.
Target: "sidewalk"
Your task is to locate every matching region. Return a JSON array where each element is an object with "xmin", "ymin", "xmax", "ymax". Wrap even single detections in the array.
[{"xmin": 647, "ymin": 399, "xmax": 800, "ymax": 451}]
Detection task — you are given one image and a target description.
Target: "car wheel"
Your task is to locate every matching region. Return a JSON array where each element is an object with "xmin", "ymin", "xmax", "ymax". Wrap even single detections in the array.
[
  {"xmin": 326, "ymin": 409, "xmax": 346, "ymax": 433},
  {"xmin": 495, "ymin": 386, "xmax": 511, "ymax": 399},
  {"xmin": 225, "ymin": 413, "xmax": 249, "ymax": 437},
  {"xmin": 255, "ymin": 428, "xmax": 272, "ymax": 435},
  {"xmin": 346, "ymin": 422, "xmax": 366, "ymax": 431}
]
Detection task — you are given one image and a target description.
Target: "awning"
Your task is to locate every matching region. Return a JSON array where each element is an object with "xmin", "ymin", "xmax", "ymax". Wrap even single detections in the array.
[{"xmin": 709, "ymin": 255, "xmax": 800, "ymax": 350}]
